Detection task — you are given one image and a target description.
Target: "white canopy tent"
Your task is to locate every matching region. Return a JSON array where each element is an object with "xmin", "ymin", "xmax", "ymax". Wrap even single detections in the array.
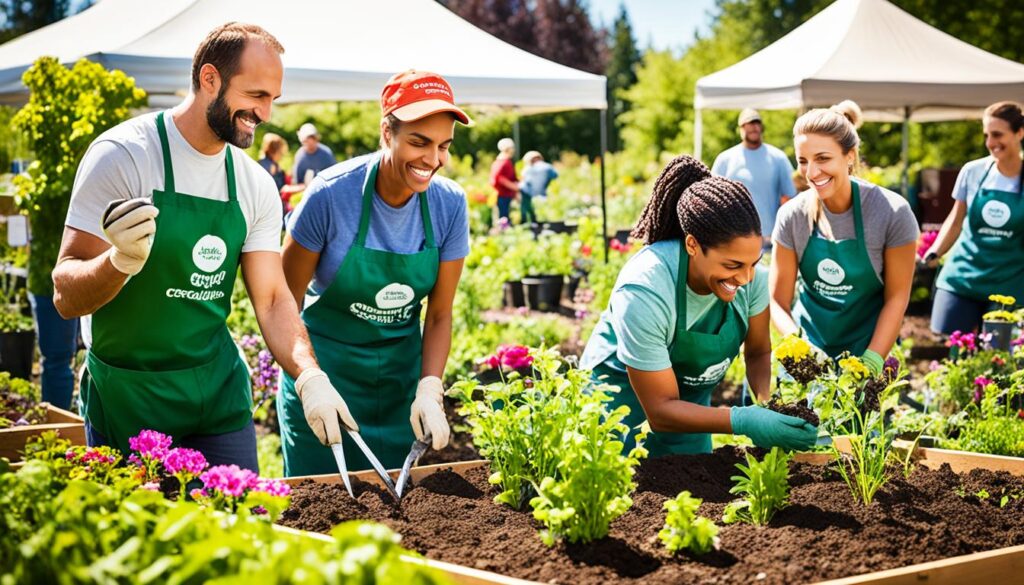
[
  {"xmin": 0, "ymin": 0, "xmax": 606, "ymax": 110},
  {"xmin": 694, "ymin": 0, "xmax": 1024, "ymax": 190}
]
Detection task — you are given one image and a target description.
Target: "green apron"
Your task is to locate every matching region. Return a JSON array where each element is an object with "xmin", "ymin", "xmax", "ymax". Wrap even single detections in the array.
[
  {"xmin": 592, "ymin": 243, "xmax": 746, "ymax": 456},
  {"xmin": 792, "ymin": 182, "xmax": 884, "ymax": 359},
  {"xmin": 937, "ymin": 162, "xmax": 1024, "ymax": 301},
  {"xmin": 278, "ymin": 156, "xmax": 440, "ymax": 476},
  {"xmin": 82, "ymin": 111, "xmax": 252, "ymax": 455}
]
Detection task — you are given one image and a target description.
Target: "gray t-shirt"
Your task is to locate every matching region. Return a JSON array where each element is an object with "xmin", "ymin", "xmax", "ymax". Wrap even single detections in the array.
[{"xmin": 772, "ymin": 178, "xmax": 919, "ymax": 279}]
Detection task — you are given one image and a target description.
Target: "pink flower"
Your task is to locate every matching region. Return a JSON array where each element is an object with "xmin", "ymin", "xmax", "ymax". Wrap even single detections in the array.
[
  {"xmin": 163, "ymin": 448, "xmax": 208, "ymax": 476},
  {"xmin": 140, "ymin": 482, "xmax": 161, "ymax": 492},
  {"xmin": 128, "ymin": 430, "xmax": 172, "ymax": 461},
  {"xmin": 190, "ymin": 488, "xmax": 207, "ymax": 500},
  {"xmin": 929, "ymin": 360, "xmax": 940, "ymax": 371},
  {"xmin": 581, "ymin": 244, "xmax": 592, "ymax": 257},
  {"xmin": 200, "ymin": 465, "xmax": 259, "ymax": 498},
  {"xmin": 974, "ymin": 375, "xmax": 993, "ymax": 389},
  {"xmin": 253, "ymin": 478, "xmax": 291, "ymax": 497},
  {"xmin": 917, "ymin": 230, "xmax": 937, "ymax": 259},
  {"xmin": 947, "ymin": 331, "xmax": 977, "ymax": 352}
]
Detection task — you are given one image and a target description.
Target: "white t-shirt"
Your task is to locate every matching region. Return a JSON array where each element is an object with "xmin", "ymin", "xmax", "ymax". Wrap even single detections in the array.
[
  {"xmin": 953, "ymin": 156, "xmax": 1022, "ymax": 206},
  {"xmin": 66, "ymin": 110, "xmax": 282, "ymax": 253}
]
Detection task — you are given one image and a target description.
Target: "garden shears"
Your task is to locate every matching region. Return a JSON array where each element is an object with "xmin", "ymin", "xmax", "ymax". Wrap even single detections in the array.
[
  {"xmin": 330, "ymin": 418, "xmax": 399, "ymax": 501},
  {"xmin": 394, "ymin": 433, "xmax": 431, "ymax": 500}
]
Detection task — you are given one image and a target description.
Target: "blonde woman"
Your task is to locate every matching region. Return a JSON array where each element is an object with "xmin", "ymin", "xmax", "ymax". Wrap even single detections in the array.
[
  {"xmin": 769, "ymin": 101, "xmax": 918, "ymax": 376},
  {"xmin": 258, "ymin": 132, "xmax": 288, "ymax": 192}
]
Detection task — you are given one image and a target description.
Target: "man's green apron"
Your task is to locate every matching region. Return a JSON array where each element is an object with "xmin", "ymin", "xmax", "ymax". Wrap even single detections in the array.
[
  {"xmin": 278, "ymin": 157, "xmax": 439, "ymax": 476},
  {"xmin": 592, "ymin": 243, "xmax": 746, "ymax": 456},
  {"xmin": 937, "ymin": 162, "xmax": 1024, "ymax": 300},
  {"xmin": 81, "ymin": 111, "xmax": 251, "ymax": 455},
  {"xmin": 793, "ymin": 182, "xmax": 884, "ymax": 359}
]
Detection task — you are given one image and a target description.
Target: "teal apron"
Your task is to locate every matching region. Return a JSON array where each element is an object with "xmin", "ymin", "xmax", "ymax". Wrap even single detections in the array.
[
  {"xmin": 82, "ymin": 111, "xmax": 252, "ymax": 455},
  {"xmin": 592, "ymin": 243, "xmax": 746, "ymax": 456},
  {"xmin": 937, "ymin": 162, "xmax": 1024, "ymax": 301},
  {"xmin": 792, "ymin": 182, "xmax": 884, "ymax": 358},
  {"xmin": 278, "ymin": 156, "xmax": 440, "ymax": 476}
]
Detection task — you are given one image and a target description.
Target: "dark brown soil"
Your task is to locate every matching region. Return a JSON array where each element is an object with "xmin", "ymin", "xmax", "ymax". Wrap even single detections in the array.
[
  {"xmin": 765, "ymin": 398, "xmax": 820, "ymax": 427},
  {"xmin": 277, "ymin": 448, "xmax": 1024, "ymax": 584},
  {"xmin": 901, "ymin": 315, "xmax": 949, "ymax": 361}
]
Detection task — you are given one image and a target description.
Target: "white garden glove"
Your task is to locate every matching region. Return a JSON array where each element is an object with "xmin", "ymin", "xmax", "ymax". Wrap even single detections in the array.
[
  {"xmin": 295, "ymin": 368, "xmax": 358, "ymax": 446},
  {"xmin": 101, "ymin": 198, "xmax": 159, "ymax": 276},
  {"xmin": 410, "ymin": 376, "xmax": 450, "ymax": 451}
]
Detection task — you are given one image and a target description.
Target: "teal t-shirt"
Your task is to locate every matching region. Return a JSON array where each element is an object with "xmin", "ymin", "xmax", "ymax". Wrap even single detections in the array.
[{"xmin": 579, "ymin": 240, "xmax": 769, "ymax": 373}]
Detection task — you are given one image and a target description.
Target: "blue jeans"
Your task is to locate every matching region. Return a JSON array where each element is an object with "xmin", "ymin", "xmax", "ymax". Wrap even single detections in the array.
[
  {"xmin": 931, "ymin": 288, "xmax": 991, "ymax": 335},
  {"xmin": 29, "ymin": 294, "xmax": 79, "ymax": 411},
  {"xmin": 87, "ymin": 419, "xmax": 259, "ymax": 472},
  {"xmin": 497, "ymin": 196, "xmax": 513, "ymax": 222}
]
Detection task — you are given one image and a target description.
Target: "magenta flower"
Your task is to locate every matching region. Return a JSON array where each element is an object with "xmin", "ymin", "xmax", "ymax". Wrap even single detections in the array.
[
  {"xmin": 253, "ymin": 478, "xmax": 291, "ymax": 497},
  {"xmin": 128, "ymin": 430, "xmax": 172, "ymax": 461},
  {"xmin": 947, "ymin": 331, "xmax": 977, "ymax": 353},
  {"xmin": 163, "ymin": 448, "xmax": 208, "ymax": 476},
  {"xmin": 200, "ymin": 465, "xmax": 259, "ymax": 498},
  {"xmin": 974, "ymin": 375, "xmax": 993, "ymax": 389},
  {"xmin": 917, "ymin": 230, "xmax": 937, "ymax": 259}
]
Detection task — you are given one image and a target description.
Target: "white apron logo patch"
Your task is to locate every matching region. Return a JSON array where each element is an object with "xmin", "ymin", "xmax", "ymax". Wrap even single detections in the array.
[
  {"xmin": 192, "ymin": 235, "xmax": 227, "ymax": 273},
  {"xmin": 375, "ymin": 283, "xmax": 415, "ymax": 309},
  {"xmin": 981, "ymin": 200, "xmax": 1011, "ymax": 229},
  {"xmin": 816, "ymin": 258, "xmax": 845, "ymax": 286},
  {"xmin": 350, "ymin": 282, "xmax": 417, "ymax": 324},
  {"xmin": 680, "ymin": 357, "xmax": 731, "ymax": 387}
]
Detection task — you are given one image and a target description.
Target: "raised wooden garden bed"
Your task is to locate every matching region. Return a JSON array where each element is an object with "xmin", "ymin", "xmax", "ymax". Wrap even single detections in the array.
[
  {"xmin": 278, "ymin": 447, "xmax": 1024, "ymax": 585},
  {"xmin": 0, "ymin": 403, "xmax": 85, "ymax": 462}
]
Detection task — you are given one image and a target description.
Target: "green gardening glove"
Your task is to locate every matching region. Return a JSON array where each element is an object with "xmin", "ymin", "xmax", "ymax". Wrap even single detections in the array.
[
  {"xmin": 730, "ymin": 405, "xmax": 818, "ymax": 451},
  {"xmin": 861, "ymin": 350, "xmax": 884, "ymax": 377}
]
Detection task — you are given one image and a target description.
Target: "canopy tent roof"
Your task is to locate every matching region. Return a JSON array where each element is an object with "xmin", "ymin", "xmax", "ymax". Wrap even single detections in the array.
[
  {"xmin": 0, "ymin": 0, "xmax": 606, "ymax": 111},
  {"xmin": 695, "ymin": 0, "xmax": 1024, "ymax": 123}
]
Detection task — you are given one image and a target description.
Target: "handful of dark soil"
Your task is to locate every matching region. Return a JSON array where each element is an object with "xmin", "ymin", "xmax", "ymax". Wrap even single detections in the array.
[
  {"xmin": 859, "ymin": 376, "xmax": 887, "ymax": 414},
  {"xmin": 765, "ymin": 396, "xmax": 820, "ymax": 427},
  {"xmin": 779, "ymin": 355, "xmax": 825, "ymax": 385}
]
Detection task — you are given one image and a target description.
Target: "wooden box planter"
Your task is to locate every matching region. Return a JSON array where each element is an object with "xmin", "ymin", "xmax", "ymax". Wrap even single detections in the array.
[
  {"xmin": 0, "ymin": 403, "xmax": 86, "ymax": 462},
  {"xmin": 279, "ymin": 447, "xmax": 1024, "ymax": 585}
]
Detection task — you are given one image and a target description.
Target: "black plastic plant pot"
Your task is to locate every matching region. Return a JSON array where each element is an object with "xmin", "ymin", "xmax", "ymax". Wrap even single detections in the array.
[
  {"xmin": 503, "ymin": 281, "xmax": 525, "ymax": 308},
  {"xmin": 982, "ymin": 320, "xmax": 1014, "ymax": 351},
  {"xmin": 522, "ymin": 275, "xmax": 564, "ymax": 312},
  {"xmin": 0, "ymin": 330, "xmax": 35, "ymax": 380}
]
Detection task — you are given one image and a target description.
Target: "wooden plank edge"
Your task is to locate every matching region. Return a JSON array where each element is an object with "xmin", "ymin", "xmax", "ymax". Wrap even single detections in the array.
[
  {"xmin": 273, "ymin": 521, "xmax": 538, "ymax": 585},
  {"xmin": 813, "ymin": 543, "xmax": 1024, "ymax": 584}
]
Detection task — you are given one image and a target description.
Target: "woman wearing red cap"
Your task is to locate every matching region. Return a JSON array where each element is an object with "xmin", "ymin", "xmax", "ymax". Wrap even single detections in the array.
[{"xmin": 277, "ymin": 70, "xmax": 472, "ymax": 475}]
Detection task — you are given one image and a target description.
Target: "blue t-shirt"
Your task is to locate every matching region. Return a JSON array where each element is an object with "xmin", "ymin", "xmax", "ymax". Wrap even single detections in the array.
[
  {"xmin": 293, "ymin": 143, "xmax": 336, "ymax": 185},
  {"xmin": 712, "ymin": 143, "xmax": 795, "ymax": 238},
  {"xmin": 287, "ymin": 153, "xmax": 471, "ymax": 294},
  {"xmin": 522, "ymin": 161, "xmax": 558, "ymax": 197},
  {"xmin": 953, "ymin": 156, "xmax": 1022, "ymax": 206},
  {"xmin": 580, "ymin": 240, "xmax": 769, "ymax": 373}
]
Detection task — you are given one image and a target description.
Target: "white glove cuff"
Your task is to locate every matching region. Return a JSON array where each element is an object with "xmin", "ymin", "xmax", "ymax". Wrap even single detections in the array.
[
  {"xmin": 109, "ymin": 249, "xmax": 143, "ymax": 276},
  {"xmin": 295, "ymin": 368, "xmax": 328, "ymax": 398},
  {"xmin": 417, "ymin": 376, "xmax": 444, "ymax": 401}
]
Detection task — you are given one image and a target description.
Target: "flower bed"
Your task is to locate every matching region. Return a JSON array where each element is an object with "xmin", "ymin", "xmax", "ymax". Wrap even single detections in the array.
[
  {"xmin": 0, "ymin": 403, "xmax": 84, "ymax": 462},
  {"xmin": 277, "ymin": 448, "xmax": 1024, "ymax": 585}
]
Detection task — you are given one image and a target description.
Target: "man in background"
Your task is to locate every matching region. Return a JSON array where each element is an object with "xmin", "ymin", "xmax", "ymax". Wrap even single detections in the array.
[{"xmin": 289, "ymin": 122, "xmax": 335, "ymax": 193}]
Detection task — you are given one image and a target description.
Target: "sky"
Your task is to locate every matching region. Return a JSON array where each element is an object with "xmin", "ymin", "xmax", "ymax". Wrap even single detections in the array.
[{"xmin": 588, "ymin": 0, "xmax": 717, "ymax": 52}]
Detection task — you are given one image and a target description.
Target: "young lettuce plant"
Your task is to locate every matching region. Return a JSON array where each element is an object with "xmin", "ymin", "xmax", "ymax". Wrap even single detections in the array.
[
  {"xmin": 659, "ymin": 490, "xmax": 720, "ymax": 555},
  {"xmin": 722, "ymin": 447, "xmax": 792, "ymax": 526}
]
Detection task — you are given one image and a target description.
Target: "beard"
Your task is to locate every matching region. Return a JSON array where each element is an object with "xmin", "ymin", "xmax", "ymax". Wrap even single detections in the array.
[{"xmin": 205, "ymin": 86, "xmax": 260, "ymax": 148}]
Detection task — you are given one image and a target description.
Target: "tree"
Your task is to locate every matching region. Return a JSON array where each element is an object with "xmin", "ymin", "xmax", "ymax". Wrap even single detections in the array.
[
  {"xmin": 440, "ymin": 0, "xmax": 536, "ymax": 52},
  {"xmin": 0, "ymin": 0, "xmax": 75, "ymax": 43},
  {"xmin": 606, "ymin": 4, "xmax": 640, "ymax": 152},
  {"xmin": 13, "ymin": 57, "xmax": 147, "ymax": 296}
]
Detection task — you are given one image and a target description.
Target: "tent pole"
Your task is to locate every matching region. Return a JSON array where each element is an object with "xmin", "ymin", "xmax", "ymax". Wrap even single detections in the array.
[
  {"xmin": 513, "ymin": 116, "xmax": 521, "ymax": 156},
  {"xmin": 694, "ymin": 107, "xmax": 703, "ymax": 161},
  {"xmin": 901, "ymin": 106, "xmax": 910, "ymax": 197},
  {"xmin": 600, "ymin": 108, "xmax": 609, "ymax": 263}
]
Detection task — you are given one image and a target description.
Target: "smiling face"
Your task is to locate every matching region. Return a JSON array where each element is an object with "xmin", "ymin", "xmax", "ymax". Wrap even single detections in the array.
[
  {"xmin": 380, "ymin": 112, "xmax": 456, "ymax": 195},
  {"xmin": 795, "ymin": 132, "xmax": 855, "ymax": 203},
  {"xmin": 685, "ymin": 233, "xmax": 763, "ymax": 302},
  {"xmin": 983, "ymin": 115, "xmax": 1023, "ymax": 164},
  {"xmin": 203, "ymin": 40, "xmax": 282, "ymax": 148}
]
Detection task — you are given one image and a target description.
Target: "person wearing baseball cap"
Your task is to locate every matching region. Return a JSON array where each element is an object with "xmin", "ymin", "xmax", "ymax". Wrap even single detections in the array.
[
  {"xmin": 286, "ymin": 122, "xmax": 335, "ymax": 195},
  {"xmin": 277, "ymin": 70, "xmax": 472, "ymax": 475},
  {"xmin": 712, "ymin": 108, "xmax": 795, "ymax": 250}
]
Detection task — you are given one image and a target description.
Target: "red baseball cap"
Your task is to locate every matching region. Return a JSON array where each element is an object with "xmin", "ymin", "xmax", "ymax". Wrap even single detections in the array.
[{"xmin": 381, "ymin": 70, "xmax": 472, "ymax": 126}]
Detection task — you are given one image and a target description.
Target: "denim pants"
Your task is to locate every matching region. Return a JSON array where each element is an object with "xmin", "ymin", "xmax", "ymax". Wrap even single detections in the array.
[
  {"xmin": 930, "ymin": 288, "xmax": 992, "ymax": 335},
  {"xmin": 29, "ymin": 294, "xmax": 79, "ymax": 410},
  {"xmin": 497, "ymin": 196, "xmax": 513, "ymax": 222},
  {"xmin": 86, "ymin": 418, "xmax": 260, "ymax": 472}
]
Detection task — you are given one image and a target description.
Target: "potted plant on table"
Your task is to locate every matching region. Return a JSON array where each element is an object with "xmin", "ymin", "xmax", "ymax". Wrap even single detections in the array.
[
  {"xmin": 0, "ymin": 266, "xmax": 34, "ymax": 380},
  {"xmin": 982, "ymin": 294, "xmax": 1018, "ymax": 351}
]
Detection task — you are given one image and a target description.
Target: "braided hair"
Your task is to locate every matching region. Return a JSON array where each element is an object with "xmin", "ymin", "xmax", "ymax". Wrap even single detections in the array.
[{"xmin": 631, "ymin": 155, "xmax": 761, "ymax": 249}]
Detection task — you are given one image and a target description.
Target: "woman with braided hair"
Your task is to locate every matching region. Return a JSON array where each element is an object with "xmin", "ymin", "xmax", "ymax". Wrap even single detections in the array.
[
  {"xmin": 770, "ymin": 101, "xmax": 918, "ymax": 376},
  {"xmin": 580, "ymin": 155, "xmax": 818, "ymax": 456}
]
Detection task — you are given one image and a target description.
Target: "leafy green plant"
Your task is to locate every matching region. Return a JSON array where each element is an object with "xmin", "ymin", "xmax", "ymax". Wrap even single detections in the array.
[
  {"xmin": 0, "ymin": 266, "xmax": 32, "ymax": 333},
  {"xmin": 722, "ymin": 447, "xmax": 792, "ymax": 526},
  {"xmin": 12, "ymin": 57, "xmax": 147, "ymax": 296},
  {"xmin": 659, "ymin": 490, "xmax": 720, "ymax": 555}
]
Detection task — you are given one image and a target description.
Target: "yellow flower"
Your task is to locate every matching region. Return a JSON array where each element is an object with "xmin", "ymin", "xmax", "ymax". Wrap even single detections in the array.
[
  {"xmin": 983, "ymin": 310, "xmax": 1017, "ymax": 323},
  {"xmin": 776, "ymin": 335, "xmax": 811, "ymax": 363},
  {"xmin": 988, "ymin": 294, "xmax": 1017, "ymax": 307},
  {"xmin": 839, "ymin": 356, "xmax": 870, "ymax": 381}
]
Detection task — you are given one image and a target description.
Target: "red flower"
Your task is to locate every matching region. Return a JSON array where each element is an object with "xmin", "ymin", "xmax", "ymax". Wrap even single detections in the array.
[{"xmin": 581, "ymin": 244, "xmax": 592, "ymax": 257}]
